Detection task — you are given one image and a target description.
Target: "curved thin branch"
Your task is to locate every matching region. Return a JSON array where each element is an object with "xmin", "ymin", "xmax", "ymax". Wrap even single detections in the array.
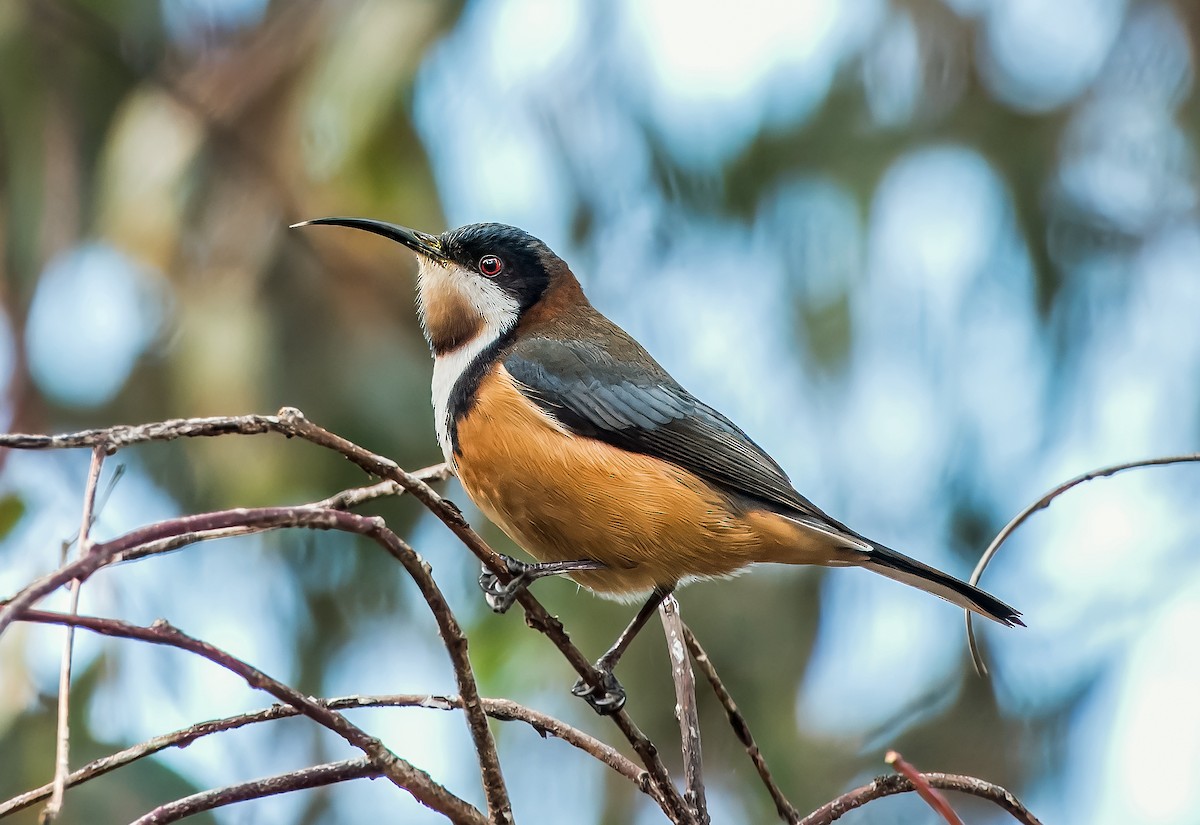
[
  {"xmin": 477, "ymin": 695, "xmax": 646, "ymax": 784},
  {"xmin": 0, "ymin": 413, "xmax": 284, "ymax": 451},
  {"xmin": 10, "ymin": 610, "xmax": 485, "ymax": 824},
  {"xmin": 798, "ymin": 772, "xmax": 1043, "ymax": 825},
  {"xmin": 0, "ymin": 507, "xmax": 348, "ymax": 636},
  {"xmin": 355, "ymin": 520, "xmax": 512, "ymax": 824},
  {"xmin": 967, "ymin": 453, "xmax": 1200, "ymax": 674},
  {"xmin": 0, "ymin": 693, "xmax": 645, "ymax": 818},
  {"xmin": 681, "ymin": 625, "xmax": 799, "ymax": 824},
  {"xmin": 130, "ymin": 758, "xmax": 379, "ymax": 825},
  {"xmin": 314, "ymin": 466, "xmax": 453, "ymax": 509},
  {"xmin": 118, "ymin": 467, "xmax": 452, "ymax": 566}
]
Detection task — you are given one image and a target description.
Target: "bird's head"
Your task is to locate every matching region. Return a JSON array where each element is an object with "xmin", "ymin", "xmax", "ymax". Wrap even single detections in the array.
[{"xmin": 294, "ymin": 218, "xmax": 577, "ymax": 356}]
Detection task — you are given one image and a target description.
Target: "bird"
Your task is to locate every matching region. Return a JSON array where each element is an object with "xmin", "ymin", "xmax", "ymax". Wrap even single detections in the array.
[{"xmin": 295, "ymin": 217, "xmax": 1023, "ymax": 713}]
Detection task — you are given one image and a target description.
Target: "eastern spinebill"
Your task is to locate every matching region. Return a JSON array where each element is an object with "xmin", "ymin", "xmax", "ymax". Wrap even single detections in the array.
[{"xmin": 295, "ymin": 218, "xmax": 1023, "ymax": 713}]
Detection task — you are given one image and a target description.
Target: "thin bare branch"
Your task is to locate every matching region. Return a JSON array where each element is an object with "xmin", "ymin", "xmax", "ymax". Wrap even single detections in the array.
[
  {"xmin": 116, "ymin": 523, "xmax": 272, "ymax": 564},
  {"xmin": 0, "ymin": 413, "xmax": 283, "ymax": 451},
  {"xmin": 885, "ymin": 751, "xmax": 963, "ymax": 825},
  {"xmin": 681, "ymin": 625, "xmax": 799, "ymax": 824},
  {"xmin": 313, "ymin": 464, "xmax": 453, "ymax": 509},
  {"xmin": 117, "ymin": 465, "xmax": 453, "ymax": 565},
  {"xmin": 0, "ymin": 507, "xmax": 345, "ymax": 636},
  {"xmin": 356, "ymin": 519, "xmax": 511, "ymax": 824},
  {"xmin": 130, "ymin": 758, "xmax": 380, "ymax": 825},
  {"xmin": 478, "ymin": 697, "xmax": 644, "ymax": 785},
  {"xmin": 11, "ymin": 609, "xmax": 485, "ymax": 824},
  {"xmin": 41, "ymin": 446, "xmax": 105, "ymax": 824},
  {"xmin": 660, "ymin": 597, "xmax": 708, "ymax": 824},
  {"xmin": 1, "ymin": 693, "xmax": 646, "ymax": 818},
  {"xmin": 798, "ymin": 772, "xmax": 1044, "ymax": 825},
  {"xmin": 967, "ymin": 452, "xmax": 1200, "ymax": 674},
  {"xmin": 0, "ymin": 411, "xmax": 450, "ymax": 496}
]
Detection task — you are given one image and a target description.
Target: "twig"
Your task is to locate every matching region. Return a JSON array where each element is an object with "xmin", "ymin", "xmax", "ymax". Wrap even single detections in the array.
[
  {"xmin": 130, "ymin": 758, "xmax": 380, "ymax": 825},
  {"xmin": 681, "ymin": 625, "xmax": 799, "ymax": 823},
  {"xmin": 967, "ymin": 453, "xmax": 1200, "ymax": 674},
  {"xmin": 0, "ymin": 413, "xmax": 284, "ymax": 451},
  {"xmin": 117, "ymin": 466, "xmax": 452, "ymax": 565},
  {"xmin": 314, "ymin": 465, "xmax": 453, "ymax": 509},
  {"xmin": 0, "ymin": 507, "xmax": 339, "ymax": 636},
  {"xmin": 798, "ymin": 772, "xmax": 1044, "ymax": 825},
  {"xmin": 0, "ymin": 413, "xmax": 451, "ymax": 495},
  {"xmin": 660, "ymin": 597, "xmax": 708, "ymax": 824},
  {"xmin": 116, "ymin": 523, "xmax": 278, "ymax": 564},
  {"xmin": 885, "ymin": 751, "xmax": 963, "ymax": 825},
  {"xmin": 480, "ymin": 697, "xmax": 644, "ymax": 784},
  {"xmin": 12, "ymin": 609, "xmax": 485, "ymax": 824},
  {"xmin": 0, "ymin": 410, "xmax": 691, "ymax": 822},
  {"xmin": 2, "ymin": 693, "xmax": 645, "ymax": 818},
  {"xmin": 4, "ymin": 468, "xmax": 448, "ymax": 574},
  {"xmin": 41, "ymin": 445, "xmax": 105, "ymax": 824},
  {"xmin": 356, "ymin": 518, "xmax": 511, "ymax": 824}
]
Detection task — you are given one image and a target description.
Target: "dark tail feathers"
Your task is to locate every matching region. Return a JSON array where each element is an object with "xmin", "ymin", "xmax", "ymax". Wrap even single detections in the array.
[{"xmin": 860, "ymin": 542, "xmax": 1024, "ymax": 627}]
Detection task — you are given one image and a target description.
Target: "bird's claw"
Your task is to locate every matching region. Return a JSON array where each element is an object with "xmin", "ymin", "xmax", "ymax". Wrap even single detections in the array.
[
  {"xmin": 571, "ymin": 668, "xmax": 627, "ymax": 715},
  {"xmin": 477, "ymin": 557, "xmax": 529, "ymax": 614}
]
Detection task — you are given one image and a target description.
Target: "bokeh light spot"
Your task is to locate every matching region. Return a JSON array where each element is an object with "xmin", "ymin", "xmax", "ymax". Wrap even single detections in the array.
[{"xmin": 26, "ymin": 243, "xmax": 167, "ymax": 408}]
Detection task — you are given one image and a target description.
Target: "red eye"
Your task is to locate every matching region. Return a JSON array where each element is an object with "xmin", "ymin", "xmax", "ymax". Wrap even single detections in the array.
[{"xmin": 478, "ymin": 255, "xmax": 503, "ymax": 277}]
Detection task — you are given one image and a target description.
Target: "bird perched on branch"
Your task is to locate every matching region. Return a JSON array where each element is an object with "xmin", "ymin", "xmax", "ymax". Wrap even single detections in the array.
[{"xmin": 295, "ymin": 218, "xmax": 1022, "ymax": 713}]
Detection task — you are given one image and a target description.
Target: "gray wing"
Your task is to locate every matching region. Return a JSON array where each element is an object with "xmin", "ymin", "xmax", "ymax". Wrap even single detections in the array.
[{"xmin": 504, "ymin": 336, "xmax": 835, "ymax": 522}]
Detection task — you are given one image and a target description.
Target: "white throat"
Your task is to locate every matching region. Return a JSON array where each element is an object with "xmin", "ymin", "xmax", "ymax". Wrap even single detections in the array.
[
  {"xmin": 430, "ymin": 335, "xmax": 501, "ymax": 462},
  {"xmin": 419, "ymin": 258, "xmax": 521, "ymax": 462}
]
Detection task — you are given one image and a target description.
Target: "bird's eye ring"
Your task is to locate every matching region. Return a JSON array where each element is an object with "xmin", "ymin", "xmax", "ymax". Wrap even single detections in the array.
[{"xmin": 478, "ymin": 255, "xmax": 503, "ymax": 277}]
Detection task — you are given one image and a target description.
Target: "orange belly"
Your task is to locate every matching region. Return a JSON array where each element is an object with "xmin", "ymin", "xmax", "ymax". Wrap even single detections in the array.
[{"xmin": 453, "ymin": 366, "xmax": 781, "ymax": 597}]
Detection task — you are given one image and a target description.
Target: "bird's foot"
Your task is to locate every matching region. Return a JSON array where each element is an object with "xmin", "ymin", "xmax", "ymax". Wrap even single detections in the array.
[
  {"xmin": 571, "ymin": 665, "xmax": 627, "ymax": 715},
  {"xmin": 478, "ymin": 556, "xmax": 531, "ymax": 614},
  {"xmin": 478, "ymin": 557, "xmax": 607, "ymax": 614}
]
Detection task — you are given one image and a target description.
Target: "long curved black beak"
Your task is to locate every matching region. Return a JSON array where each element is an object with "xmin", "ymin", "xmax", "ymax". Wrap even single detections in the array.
[{"xmin": 291, "ymin": 217, "xmax": 446, "ymax": 261}]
